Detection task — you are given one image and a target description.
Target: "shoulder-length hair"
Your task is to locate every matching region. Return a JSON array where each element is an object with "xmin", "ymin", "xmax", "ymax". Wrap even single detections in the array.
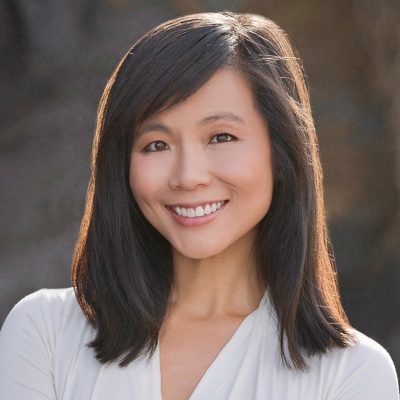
[{"xmin": 72, "ymin": 11, "xmax": 354, "ymax": 370}]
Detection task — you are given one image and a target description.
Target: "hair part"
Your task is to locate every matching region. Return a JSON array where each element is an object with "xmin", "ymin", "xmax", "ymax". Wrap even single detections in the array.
[{"xmin": 72, "ymin": 11, "xmax": 354, "ymax": 370}]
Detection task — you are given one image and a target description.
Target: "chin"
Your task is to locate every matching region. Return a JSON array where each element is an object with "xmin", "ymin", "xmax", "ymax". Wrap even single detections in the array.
[{"xmin": 173, "ymin": 243, "xmax": 228, "ymax": 260}]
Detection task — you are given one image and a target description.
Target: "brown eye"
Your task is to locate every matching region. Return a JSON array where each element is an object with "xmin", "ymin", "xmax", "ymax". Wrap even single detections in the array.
[
  {"xmin": 210, "ymin": 133, "xmax": 236, "ymax": 144},
  {"xmin": 143, "ymin": 141, "xmax": 169, "ymax": 152}
]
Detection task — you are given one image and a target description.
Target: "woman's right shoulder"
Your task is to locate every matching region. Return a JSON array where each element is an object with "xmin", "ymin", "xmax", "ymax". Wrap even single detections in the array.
[
  {"xmin": 1, "ymin": 287, "xmax": 87, "ymax": 341},
  {"xmin": 4, "ymin": 287, "xmax": 78, "ymax": 319},
  {"xmin": 11, "ymin": 287, "xmax": 76, "ymax": 308},
  {"xmin": 0, "ymin": 289, "xmax": 93, "ymax": 398}
]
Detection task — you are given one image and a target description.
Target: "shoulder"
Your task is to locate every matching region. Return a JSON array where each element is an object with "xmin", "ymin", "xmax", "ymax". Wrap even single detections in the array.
[
  {"xmin": 9, "ymin": 287, "xmax": 77, "ymax": 309},
  {"xmin": 1, "ymin": 287, "xmax": 84, "ymax": 344},
  {"xmin": 321, "ymin": 329, "xmax": 399, "ymax": 399},
  {"xmin": 0, "ymin": 289, "xmax": 89, "ymax": 398},
  {"xmin": 345, "ymin": 329, "xmax": 395, "ymax": 367},
  {"xmin": 0, "ymin": 287, "xmax": 91, "ymax": 372},
  {"xmin": 2, "ymin": 287, "xmax": 78, "ymax": 323}
]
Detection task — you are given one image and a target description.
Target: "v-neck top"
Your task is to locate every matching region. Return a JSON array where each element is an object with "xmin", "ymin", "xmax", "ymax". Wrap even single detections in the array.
[{"xmin": 0, "ymin": 288, "xmax": 398, "ymax": 399}]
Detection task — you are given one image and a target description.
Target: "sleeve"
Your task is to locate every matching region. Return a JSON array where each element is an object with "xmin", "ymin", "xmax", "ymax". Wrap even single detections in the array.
[
  {"xmin": 330, "ymin": 332, "xmax": 399, "ymax": 400},
  {"xmin": 0, "ymin": 291, "xmax": 57, "ymax": 400}
]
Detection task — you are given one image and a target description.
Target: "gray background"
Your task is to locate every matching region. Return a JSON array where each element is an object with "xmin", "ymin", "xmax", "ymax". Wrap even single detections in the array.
[{"xmin": 1, "ymin": 0, "xmax": 399, "ymax": 378}]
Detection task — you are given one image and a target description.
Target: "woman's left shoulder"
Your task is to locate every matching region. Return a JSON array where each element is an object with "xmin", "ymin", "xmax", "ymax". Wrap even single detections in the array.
[
  {"xmin": 321, "ymin": 328, "xmax": 399, "ymax": 399},
  {"xmin": 344, "ymin": 329, "xmax": 395, "ymax": 365}
]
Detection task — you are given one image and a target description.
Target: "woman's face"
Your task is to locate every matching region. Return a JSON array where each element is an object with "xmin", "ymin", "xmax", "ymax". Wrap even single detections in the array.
[{"xmin": 129, "ymin": 68, "xmax": 273, "ymax": 259}]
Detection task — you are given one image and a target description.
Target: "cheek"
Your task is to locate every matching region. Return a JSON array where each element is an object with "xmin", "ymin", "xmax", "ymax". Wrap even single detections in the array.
[
  {"xmin": 129, "ymin": 154, "xmax": 169, "ymax": 201},
  {"xmin": 212, "ymin": 142, "xmax": 273, "ymax": 192}
]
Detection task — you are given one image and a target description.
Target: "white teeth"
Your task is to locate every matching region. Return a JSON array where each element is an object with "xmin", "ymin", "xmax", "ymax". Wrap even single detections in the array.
[
  {"xmin": 173, "ymin": 201, "xmax": 226, "ymax": 218},
  {"xmin": 195, "ymin": 206, "xmax": 205, "ymax": 217}
]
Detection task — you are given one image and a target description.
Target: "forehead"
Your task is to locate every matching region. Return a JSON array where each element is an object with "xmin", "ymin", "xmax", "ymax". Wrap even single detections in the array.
[{"xmin": 136, "ymin": 68, "xmax": 261, "ymax": 133}]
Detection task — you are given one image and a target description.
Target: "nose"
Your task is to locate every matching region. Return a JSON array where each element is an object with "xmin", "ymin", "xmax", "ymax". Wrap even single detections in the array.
[{"xmin": 168, "ymin": 143, "xmax": 212, "ymax": 190}]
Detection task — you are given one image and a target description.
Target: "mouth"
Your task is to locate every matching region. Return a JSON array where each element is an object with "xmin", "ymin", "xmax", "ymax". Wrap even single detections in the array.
[
  {"xmin": 166, "ymin": 200, "xmax": 229, "ymax": 218},
  {"xmin": 165, "ymin": 200, "xmax": 229, "ymax": 226}
]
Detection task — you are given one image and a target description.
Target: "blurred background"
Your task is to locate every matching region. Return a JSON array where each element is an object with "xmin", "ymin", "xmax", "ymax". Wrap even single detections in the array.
[{"xmin": 0, "ymin": 0, "xmax": 399, "ymax": 377}]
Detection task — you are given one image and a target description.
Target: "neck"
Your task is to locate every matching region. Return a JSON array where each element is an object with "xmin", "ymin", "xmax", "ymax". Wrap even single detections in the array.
[{"xmin": 168, "ymin": 234, "xmax": 266, "ymax": 320}]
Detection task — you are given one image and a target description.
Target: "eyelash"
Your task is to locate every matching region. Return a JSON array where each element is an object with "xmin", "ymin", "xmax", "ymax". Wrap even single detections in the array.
[{"xmin": 141, "ymin": 132, "xmax": 237, "ymax": 153}]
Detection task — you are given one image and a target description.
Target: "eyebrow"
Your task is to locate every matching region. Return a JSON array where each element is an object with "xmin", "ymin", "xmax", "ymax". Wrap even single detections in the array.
[{"xmin": 136, "ymin": 112, "xmax": 246, "ymax": 137}]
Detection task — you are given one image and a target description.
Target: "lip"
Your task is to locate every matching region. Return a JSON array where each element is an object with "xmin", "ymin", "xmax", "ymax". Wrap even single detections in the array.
[
  {"xmin": 166, "ymin": 199, "xmax": 229, "ymax": 208},
  {"xmin": 165, "ymin": 200, "xmax": 229, "ymax": 227}
]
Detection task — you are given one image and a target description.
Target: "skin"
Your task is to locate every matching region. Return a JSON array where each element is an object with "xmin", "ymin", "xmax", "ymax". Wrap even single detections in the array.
[
  {"xmin": 129, "ymin": 67, "xmax": 274, "ymax": 399},
  {"xmin": 129, "ymin": 67, "xmax": 274, "ymax": 318}
]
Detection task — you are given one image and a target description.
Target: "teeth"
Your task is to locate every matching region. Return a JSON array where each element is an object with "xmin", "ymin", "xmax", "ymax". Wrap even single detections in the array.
[
  {"xmin": 173, "ymin": 201, "xmax": 226, "ymax": 218},
  {"xmin": 195, "ymin": 206, "xmax": 205, "ymax": 217}
]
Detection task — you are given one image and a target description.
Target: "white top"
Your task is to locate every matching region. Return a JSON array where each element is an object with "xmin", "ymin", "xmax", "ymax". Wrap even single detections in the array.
[{"xmin": 0, "ymin": 288, "xmax": 398, "ymax": 400}]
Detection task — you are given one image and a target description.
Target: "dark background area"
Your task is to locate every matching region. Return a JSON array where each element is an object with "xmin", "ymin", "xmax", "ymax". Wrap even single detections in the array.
[{"xmin": 1, "ymin": 0, "xmax": 399, "ymax": 378}]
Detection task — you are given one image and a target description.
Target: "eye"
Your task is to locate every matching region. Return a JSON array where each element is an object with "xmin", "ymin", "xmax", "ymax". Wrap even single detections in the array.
[
  {"xmin": 209, "ymin": 132, "xmax": 237, "ymax": 144},
  {"xmin": 142, "ymin": 141, "xmax": 169, "ymax": 152}
]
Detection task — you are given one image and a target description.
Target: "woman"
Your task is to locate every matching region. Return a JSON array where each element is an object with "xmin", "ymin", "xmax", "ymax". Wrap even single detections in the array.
[{"xmin": 0, "ymin": 11, "xmax": 398, "ymax": 400}]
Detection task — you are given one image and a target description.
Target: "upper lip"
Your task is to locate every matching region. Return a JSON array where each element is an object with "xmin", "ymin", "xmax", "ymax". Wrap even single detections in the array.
[{"xmin": 166, "ymin": 199, "xmax": 229, "ymax": 208}]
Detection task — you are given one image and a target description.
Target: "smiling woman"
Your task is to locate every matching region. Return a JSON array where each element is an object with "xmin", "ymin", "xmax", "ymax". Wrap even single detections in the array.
[
  {"xmin": 130, "ymin": 68, "xmax": 273, "ymax": 259},
  {"xmin": 0, "ymin": 11, "xmax": 398, "ymax": 400}
]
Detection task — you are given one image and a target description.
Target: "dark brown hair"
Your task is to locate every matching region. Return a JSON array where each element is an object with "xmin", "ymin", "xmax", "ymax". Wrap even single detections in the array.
[{"xmin": 72, "ymin": 11, "xmax": 354, "ymax": 370}]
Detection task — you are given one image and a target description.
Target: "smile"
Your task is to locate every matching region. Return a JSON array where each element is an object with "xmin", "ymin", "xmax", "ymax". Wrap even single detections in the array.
[
  {"xmin": 165, "ymin": 200, "xmax": 229, "ymax": 227},
  {"xmin": 171, "ymin": 200, "xmax": 228, "ymax": 218}
]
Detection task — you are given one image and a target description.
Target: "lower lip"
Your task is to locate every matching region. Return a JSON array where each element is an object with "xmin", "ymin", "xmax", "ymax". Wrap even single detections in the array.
[{"xmin": 166, "ymin": 201, "xmax": 229, "ymax": 227}]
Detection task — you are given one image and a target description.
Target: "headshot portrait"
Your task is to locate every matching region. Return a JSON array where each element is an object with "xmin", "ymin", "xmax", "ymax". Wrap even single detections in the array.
[{"xmin": 0, "ymin": 2, "xmax": 399, "ymax": 399}]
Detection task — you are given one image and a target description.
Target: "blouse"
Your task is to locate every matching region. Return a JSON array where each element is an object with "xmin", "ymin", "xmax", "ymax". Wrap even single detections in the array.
[{"xmin": 0, "ymin": 288, "xmax": 398, "ymax": 399}]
